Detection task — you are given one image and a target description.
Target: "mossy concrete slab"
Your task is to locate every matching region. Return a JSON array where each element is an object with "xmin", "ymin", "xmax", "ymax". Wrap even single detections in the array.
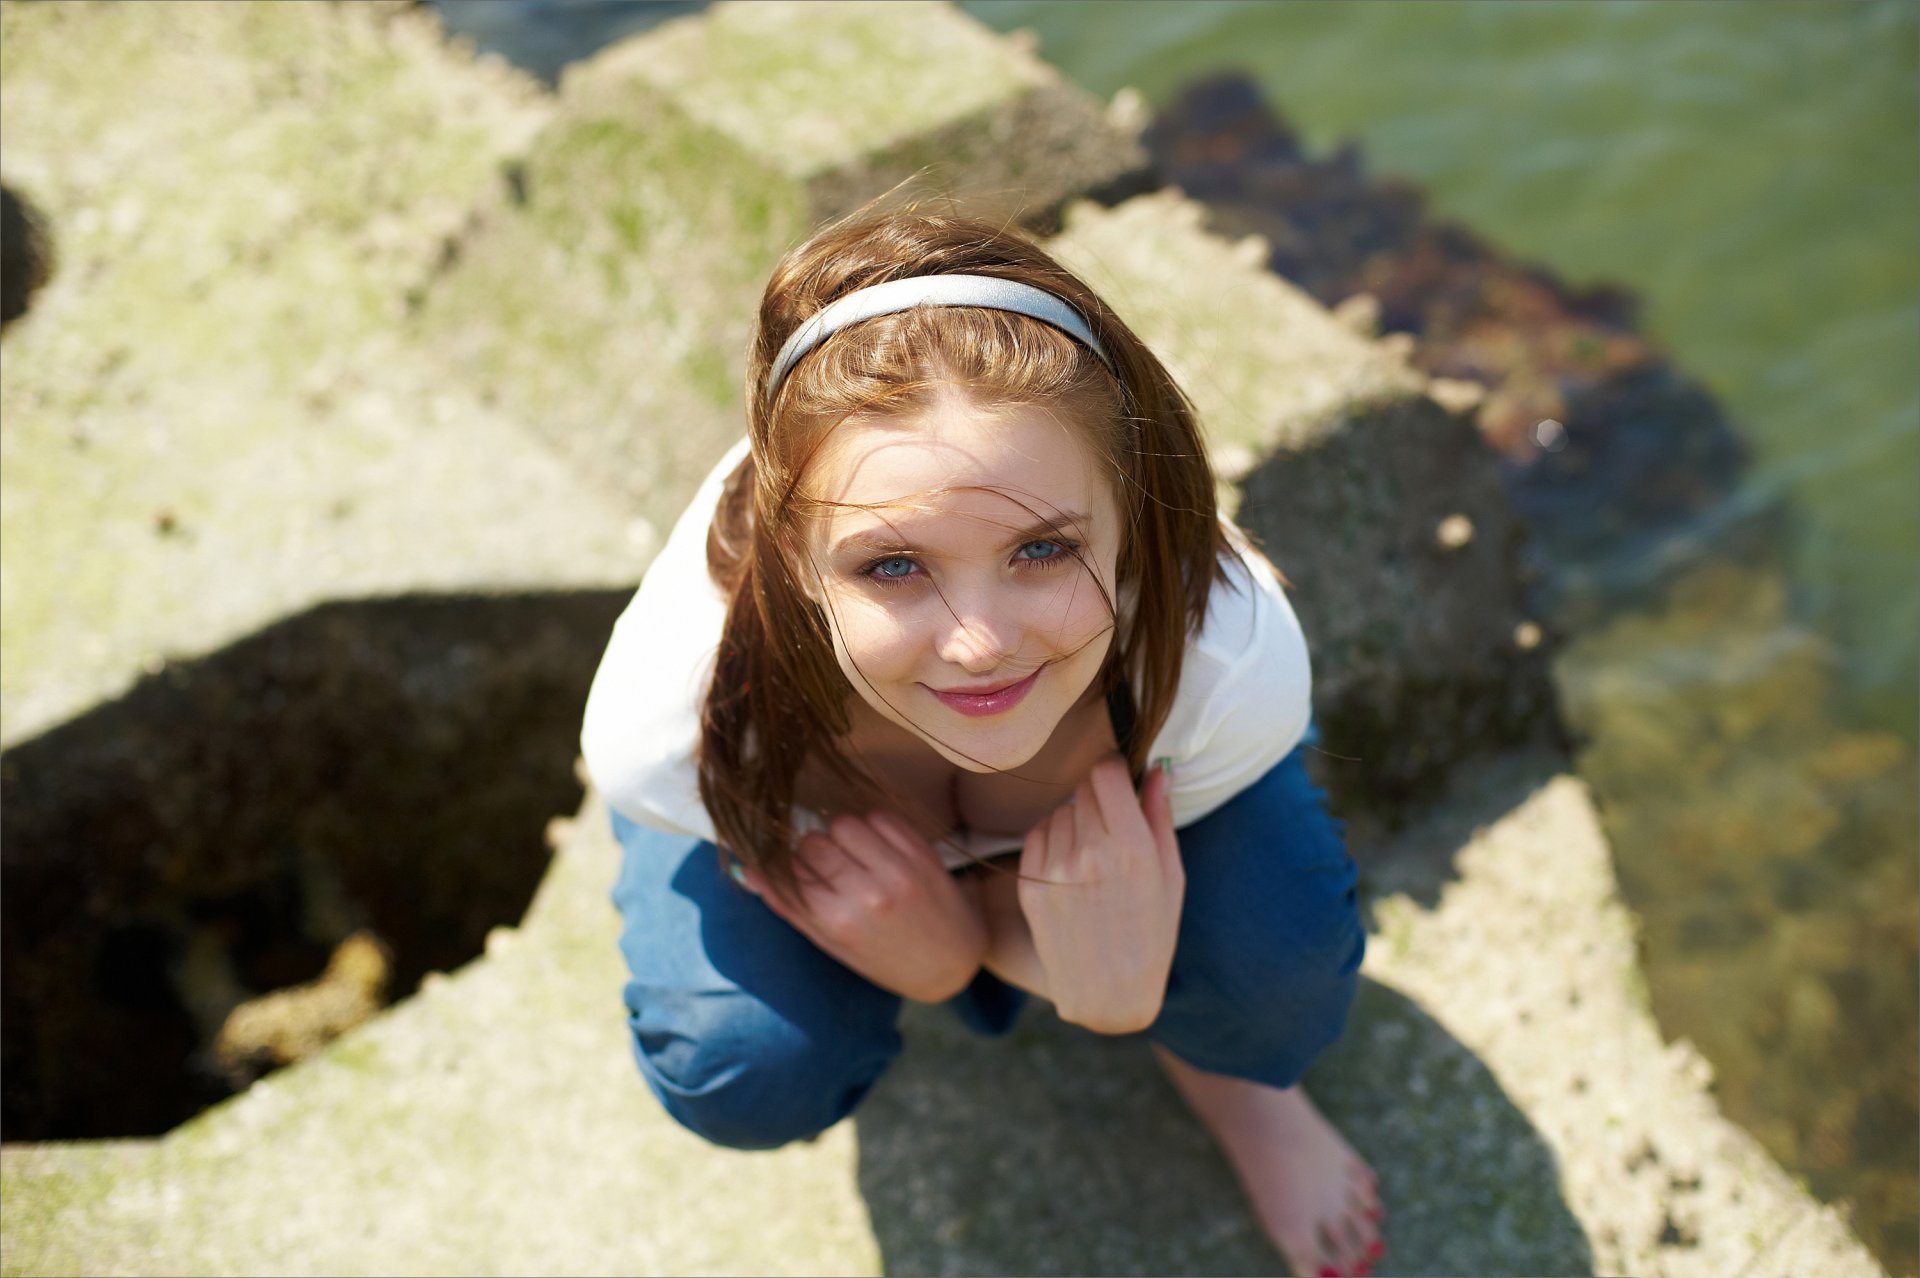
[
  {"xmin": 404, "ymin": 49, "xmax": 810, "ymax": 540},
  {"xmin": 1, "ymin": 794, "xmax": 882, "ymax": 1278},
  {"xmin": 2, "ymin": 759, "xmax": 1879, "ymax": 1275},
  {"xmin": 1338, "ymin": 756, "xmax": 1882, "ymax": 1277},
  {"xmin": 572, "ymin": 1, "xmax": 1147, "ymax": 228},
  {"xmin": 1044, "ymin": 189, "xmax": 1428, "ymax": 517},
  {"xmin": 1047, "ymin": 193, "xmax": 1559, "ymax": 822},
  {"xmin": 0, "ymin": 1, "xmax": 651, "ymax": 748},
  {"xmin": 409, "ymin": 0, "xmax": 1147, "ymax": 540}
]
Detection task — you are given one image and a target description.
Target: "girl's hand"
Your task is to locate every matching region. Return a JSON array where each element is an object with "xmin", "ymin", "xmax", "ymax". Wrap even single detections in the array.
[
  {"xmin": 1017, "ymin": 754, "xmax": 1183, "ymax": 1034},
  {"xmin": 738, "ymin": 810, "xmax": 987, "ymax": 1004}
]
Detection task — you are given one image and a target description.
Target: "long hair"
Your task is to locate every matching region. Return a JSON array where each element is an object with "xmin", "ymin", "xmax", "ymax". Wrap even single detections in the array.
[{"xmin": 697, "ymin": 204, "xmax": 1231, "ymax": 892}]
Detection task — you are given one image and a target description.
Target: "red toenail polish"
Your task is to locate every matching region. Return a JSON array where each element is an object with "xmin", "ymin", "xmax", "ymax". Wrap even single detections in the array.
[
  {"xmin": 1369, "ymin": 1240, "xmax": 1385, "ymax": 1258},
  {"xmin": 1357, "ymin": 1265, "xmax": 1372, "ymax": 1277},
  {"xmin": 1316, "ymin": 1269, "xmax": 1339, "ymax": 1278}
]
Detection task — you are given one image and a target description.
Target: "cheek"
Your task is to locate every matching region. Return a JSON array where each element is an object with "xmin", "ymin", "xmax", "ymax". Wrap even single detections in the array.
[
  {"xmin": 823, "ymin": 593, "xmax": 923, "ymax": 680},
  {"xmin": 1040, "ymin": 561, "xmax": 1120, "ymax": 648}
]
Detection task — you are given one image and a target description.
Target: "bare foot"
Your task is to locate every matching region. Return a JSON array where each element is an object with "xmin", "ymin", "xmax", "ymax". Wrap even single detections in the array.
[{"xmin": 1154, "ymin": 1046, "xmax": 1384, "ymax": 1277}]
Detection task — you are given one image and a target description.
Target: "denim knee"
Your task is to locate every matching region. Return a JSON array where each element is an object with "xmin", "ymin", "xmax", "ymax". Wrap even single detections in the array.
[
  {"xmin": 1150, "ymin": 746, "xmax": 1366, "ymax": 1088},
  {"xmin": 625, "ymin": 980, "xmax": 901, "ymax": 1151},
  {"xmin": 1155, "ymin": 874, "xmax": 1364, "ymax": 1086}
]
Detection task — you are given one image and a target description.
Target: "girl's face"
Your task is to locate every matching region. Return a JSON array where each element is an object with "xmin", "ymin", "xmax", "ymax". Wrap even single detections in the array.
[{"xmin": 799, "ymin": 390, "xmax": 1122, "ymax": 773}]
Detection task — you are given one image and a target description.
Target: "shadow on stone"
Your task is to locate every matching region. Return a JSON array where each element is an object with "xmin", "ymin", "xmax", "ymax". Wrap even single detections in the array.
[
  {"xmin": 1, "ymin": 588, "xmax": 629, "ymax": 1141},
  {"xmin": 1239, "ymin": 396, "xmax": 1571, "ymax": 838},
  {"xmin": 1345, "ymin": 747, "xmax": 1569, "ymax": 916},
  {"xmin": 853, "ymin": 977, "xmax": 1593, "ymax": 1277},
  {"xmin": 1, "ymin": 179, "xmax": 54, "ymax": 332}
]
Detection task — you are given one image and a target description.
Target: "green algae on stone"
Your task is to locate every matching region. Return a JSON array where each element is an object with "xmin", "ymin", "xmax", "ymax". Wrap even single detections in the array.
[
  {"xmin": 600, "ymin": 1, "xmax": 1032, "ymax": 178},
  {"xmin": 408, "ymin": 75, "xmax": 808, "ymax": 535},
  {"xmin": 0, "ymin": 1, "xmax": 663, "ymax": 748},
  {"xmin": 572, "ymin": 1, "xmax": 1145, "ymax": 229},
  {"xmin": 1044, "ymin": 190, "xmax": 1425, "ymax": 514},
  {"xmin": 1, "ymin": 796, "xmax": 886, "ymax": 1277}
]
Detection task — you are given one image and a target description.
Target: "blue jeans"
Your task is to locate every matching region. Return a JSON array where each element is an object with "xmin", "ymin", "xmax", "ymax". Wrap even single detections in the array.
[{"xmin": 609, "ymin": 740, "xmax": 1363, "ymax": 1151}]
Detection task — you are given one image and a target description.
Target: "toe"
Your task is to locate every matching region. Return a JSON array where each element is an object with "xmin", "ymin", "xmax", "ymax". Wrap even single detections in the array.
[
  {"xmin": 1347, "ymin": 1179, "xmax": 1383, "ymax": 1233},
  {"xmin": 1349, "ymin": 1163, "xmax": 1383, "ymax": 1217},
  {"xmin": 1279, "ymin": 1223, "xmax": 1331, "ymax": 1278},
  {"xmin": 1317, "ymin": 1218, "xmax": 1366, "ymax": 1277},
  {"xmin": 1326, "ymin": 1211, "xmax": 1367, "ymax": 1274}
]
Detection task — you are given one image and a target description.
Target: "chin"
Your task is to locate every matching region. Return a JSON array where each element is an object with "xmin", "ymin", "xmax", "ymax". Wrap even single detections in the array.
[{"xmin": 929, "ymin": 730, "xmax": 1050, "ymax": 774}]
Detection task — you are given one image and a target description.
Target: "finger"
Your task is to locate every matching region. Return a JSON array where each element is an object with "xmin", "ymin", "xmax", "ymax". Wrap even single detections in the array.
[
  {"xmin": 1141, "ymin": 757, "xmax": 1179, "ymax": 863},
  {"xmin": 791, "ymin": 831, "xmax": 860, "ymax": 906},
  {"xmin": 1070, "ymin": 772, "xmax": 1105, "ymax": 851},
  {"xmin": 739, "ymin": 864, "xmax": 806, "ymax": 927},
  {"xmin": 1021, "ymin": 810, "xmax": 1052, "ymax": 877},
  {"xmin": 1086, "ymin": 753, "xmax": 1142, "ymax": 839},
  {"xmin": 1052, "ymin": 798, "xmax": 1080, "ymax": 868},
  {"xmin": 866, "ymin": 809, "xmax": 941, "ymax": 869},
  {"xmin": 822, "ymin": 814, "xmax": 885, "ymax": 875}
]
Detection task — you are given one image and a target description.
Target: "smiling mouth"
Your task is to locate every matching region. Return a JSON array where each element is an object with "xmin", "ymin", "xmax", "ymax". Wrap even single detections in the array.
[{"xmin": 925, "ymin": 666, "xmax": 1045, "ymax": 718}]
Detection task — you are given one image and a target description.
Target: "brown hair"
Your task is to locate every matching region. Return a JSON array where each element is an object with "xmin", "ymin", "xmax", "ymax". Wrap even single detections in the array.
[{"xmin": 697, "ymin": 205, "xmax": 1231, "ymax": 891}]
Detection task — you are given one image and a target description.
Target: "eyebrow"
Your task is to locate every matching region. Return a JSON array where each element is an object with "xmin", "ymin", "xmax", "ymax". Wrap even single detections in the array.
[{"xmin": 830, "ymin": 511, "xmax": 1091, "ymax": 558}]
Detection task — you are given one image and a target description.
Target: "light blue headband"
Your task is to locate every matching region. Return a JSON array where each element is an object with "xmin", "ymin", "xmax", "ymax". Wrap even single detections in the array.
[{"xmin": 764, "ymin": 273, "xmax": 1115, "ymax": 402}]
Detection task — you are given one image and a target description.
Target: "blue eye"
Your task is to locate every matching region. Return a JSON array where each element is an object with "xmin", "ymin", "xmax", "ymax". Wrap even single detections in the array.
[
  {"xmin": 867, "ymin": 555, "xmax": 918, "ymax": 579},
  {"xmin": 1017, "ymin": 540, "xmax": 1066, "ymax": 562}
]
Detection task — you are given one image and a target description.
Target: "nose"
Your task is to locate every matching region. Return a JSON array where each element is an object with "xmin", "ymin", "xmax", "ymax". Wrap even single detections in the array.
[{"xmin": 934, "ymin": 593, "xmax": 1021, "ymax": 674}]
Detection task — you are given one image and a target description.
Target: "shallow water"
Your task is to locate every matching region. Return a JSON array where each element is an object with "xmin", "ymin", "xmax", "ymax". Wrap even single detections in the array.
[{"xmin": 438, "ymin": 0, "xmax": 1920, "ymax": 1269}]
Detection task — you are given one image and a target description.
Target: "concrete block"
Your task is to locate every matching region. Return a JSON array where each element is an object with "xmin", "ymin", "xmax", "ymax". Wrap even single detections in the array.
[
  {"xmin": 3, "ymin": 758, "xmax": 1878, "ymax": 1277},
  {"xmin": 1047, "ymin": 191, "xmax": 1562, "ymax": 823},
  {"xmin": 411, "ymin": 0, "xmax": 1149, "ymax": 537},
  {"xmin": 0, "ymin": 0, "xmax": 649, "ymax": 748},
  {"xmin": 570, "ymin": 0, "xmax": 1148, "ymax": 229}
]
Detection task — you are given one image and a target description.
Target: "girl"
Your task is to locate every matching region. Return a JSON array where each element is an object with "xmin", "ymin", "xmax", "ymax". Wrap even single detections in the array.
[{"xmin": 581, "ymin": 207, "xmax": 1384, "ymax": 1278}]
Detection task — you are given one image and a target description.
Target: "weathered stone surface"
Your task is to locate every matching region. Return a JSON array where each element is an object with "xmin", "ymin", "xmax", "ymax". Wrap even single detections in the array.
[
  {"xmin": 0, "ymin": 4, "xmax": 1882, "ymax": 1276},
  {"xmin": 3, "ymin": 763, "xmax": 1881, "ymax": 1277},
  {"xmin": 0, "ymin": 0, "xmax": 649, "ymax": 749},
  {"xmin": 1, "ymin": 793, "xmax": 884, "ymax": 1277},
  {"xmin": 1, "ymin": 592, "xmax": 627, "ymax": 1142},
  {"xmin": 1046, "ymin": 192, "xmax": 1563, "ymax": 822},
  {"xmin": 404, "ymin": 0, "xmax": 1146, "ymax": 563},
  {"xmin": 1345, "ymin": 758, "xmax": 1882, "ymax": 1278},
  {"xmin": 404, "ymin": 43, "xmax": 808, "ymax": 538},
  {"xmin": 577, "ymin": 1, "xmax": 1148, "ymax": 228}
]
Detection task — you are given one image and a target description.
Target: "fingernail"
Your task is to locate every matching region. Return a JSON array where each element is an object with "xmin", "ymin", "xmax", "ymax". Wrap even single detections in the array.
[
  {"xmin": 727, "ymin": 861, "xmax": 747, "ymax": 885},
  {"xmin": 1156, "ymin": 756, "xmax": 1172, "ymax": 777}
]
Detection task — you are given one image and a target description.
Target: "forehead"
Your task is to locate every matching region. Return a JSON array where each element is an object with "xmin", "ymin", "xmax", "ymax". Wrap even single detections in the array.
[{"xmin": 805, "ymin": 395, "xmax": 1112, "ymax": 539}]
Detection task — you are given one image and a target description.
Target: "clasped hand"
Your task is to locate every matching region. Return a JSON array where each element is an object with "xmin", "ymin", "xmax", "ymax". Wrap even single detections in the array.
[
  {"xmin": 736, "ymin": 810, "xmax": 987, "ymax": 1004},
  {"xmin": 736, "ymin": 755, "xmax": 1183, "ymax": 1031},
  {"xmin": 1013, "ymin": 754, "xmax": 1184, "ymax": 1034}
]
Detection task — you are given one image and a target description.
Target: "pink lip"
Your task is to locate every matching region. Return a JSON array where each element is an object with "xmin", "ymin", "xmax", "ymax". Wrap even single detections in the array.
[{"xmin": 925, "ymin": 666, "xmax": 1044, "ymax": 718}]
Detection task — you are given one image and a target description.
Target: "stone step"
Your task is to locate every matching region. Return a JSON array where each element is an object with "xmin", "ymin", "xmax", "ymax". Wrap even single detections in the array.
[
  {"xmin": 0, "ymin": 0, "xmax": 639, "ymax": 749},
  {"xmin": 0, "ymin": 2, "xmax": 1883, "ymax": 1274},
  {"xmin": 1043, "ymin": 190, "xmax": 1561, "ymax": 825},
  {"xmin": 1, "ymin": 757, "xmax": 1879, "ymax": 1276}
]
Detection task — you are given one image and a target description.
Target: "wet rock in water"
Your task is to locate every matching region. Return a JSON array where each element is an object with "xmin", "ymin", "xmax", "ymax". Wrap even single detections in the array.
[
  {"xmin": 1237, "ymin": 392, "xmax": 1570, "ymax": 819},
  {"xmin": 1142, "ymin": 73, "xmax": 1759, "ymax": 622}
]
